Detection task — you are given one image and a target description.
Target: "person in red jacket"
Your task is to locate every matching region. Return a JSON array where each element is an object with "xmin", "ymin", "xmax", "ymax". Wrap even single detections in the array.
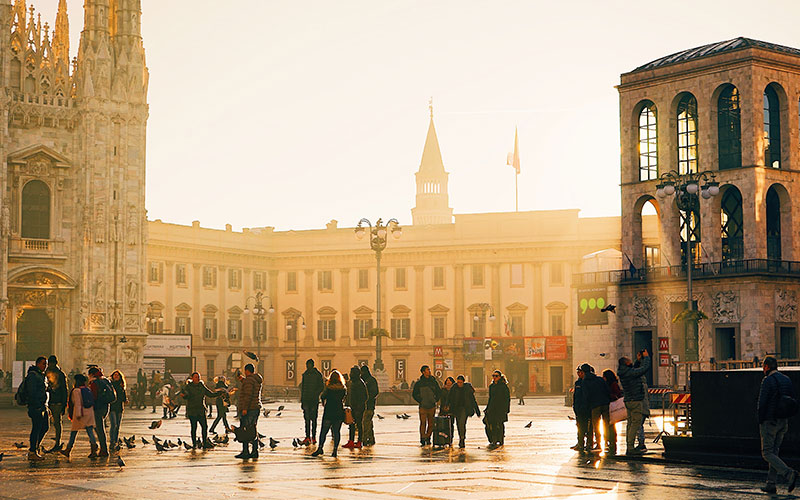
[{"xmin": 602, "ymin": 369, "xmax": 623, "ymax": 454}]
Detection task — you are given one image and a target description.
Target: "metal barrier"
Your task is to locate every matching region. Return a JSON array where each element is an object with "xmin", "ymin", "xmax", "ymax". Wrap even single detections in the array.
[{"xmin": 670, "ymin": 392, "xmax": 692, "ymax": 437}]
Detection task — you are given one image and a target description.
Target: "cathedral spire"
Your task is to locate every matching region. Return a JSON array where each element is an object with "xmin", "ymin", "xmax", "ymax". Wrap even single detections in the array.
[
  {"xmin": 52, "ymin": 0, "xmax": 69, "ymax": 70},
  {"xmin": 412, "ymin": 102, "xmax": 453, "ymax": 225}
]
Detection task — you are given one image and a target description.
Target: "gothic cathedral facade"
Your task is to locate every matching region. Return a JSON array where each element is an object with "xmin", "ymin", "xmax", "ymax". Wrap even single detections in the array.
[{"xmin": 0, "ymin": 0, "xmax": 148, "ymax": 374}]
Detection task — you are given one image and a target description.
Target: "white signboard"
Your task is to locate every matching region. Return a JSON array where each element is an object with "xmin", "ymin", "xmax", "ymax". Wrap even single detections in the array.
[
  {"xmin": 444, "ymin": 359, "xmax": 453, "ymax": 370},
  {"xmin": 12, "ymin": 360, "xmax": 24, "ymax": 390},
  {"xmin": 143, "ymin": 357, "xmax": 166, "ymax": 374},
  {"xmin": 143, "ymin": 335, "xmax": 192, "ymax": 358}
]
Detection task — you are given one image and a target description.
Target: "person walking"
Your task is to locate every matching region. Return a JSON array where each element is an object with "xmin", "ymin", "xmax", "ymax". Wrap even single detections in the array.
[
  {"xmin": 88, "ymin": 366, "xmax": 116, "ymax": 458},
  {"xmin": 299, "ymin": 359, "xmax": 324, "ymax": 446},
  {"xmin": 236, "ymin": 363, "xmax": 263, "ymax": 459},
  {"xmin": 180, "ymin": 372, "xmax": 221, "ymax": 449},
  {"xmin": 437, "ymin": 376, "xmax": 456, "ymax": 447},
  {"xmin": 484, "ymin": 370, "xmax": 511, "ymax": 449},
  {"xmin": 60, "ymin": 373, "xmax": 99, "ymax": 459},
  {"xmin": 209, "ymin": 376, "xmax": 232, "ymax": 434},
  {"xmin": 311, "ymin": 370, "xmax": 347, "ymax": 458},
  {"xmin": 343, "ymin": 366, "xmax": 367, "ymax": 449},
  {"xmin": 757, "ymin": 356, "xmax": 799, "ymax": 494},
  {"xmin": 156, "ymin": 383, "xmax": 172, "ymax": 418},
  {"xmin": 617, "ymin": 349, "xmax": 650, "ymax": 456},
  {"xmin": 136, "ymin": 368, "xmax": 147, "ymax": 409},
  {"xmin": 602, "ymin": 369, "xmax": 622, "ymax": 454},
  {"xmin": 412, "ymin": 365, "xmax": 441, "ymax": 446},
  {"xmin": 516, "ymin": 380, "xmax": 527, "ymax": 405},
  {"xmin": 632, "ymin": 353, "xmax": 650, "ymax": 452},
  {"xmin": 571, "ymin": 366, "xmax": 590, "ymax": 451},
  {"xmin": 24, "ymin": 356, "xmax": 49, "ymax": 461},
  {"xmin": 448, "ymin": 375, "xmax": 480, "ymax": 449},
  {"xmin": 108, "ymin": 370, "xmax": 128, "ymax": 454},
  {"xmin": 360, "ymin": 365, "xmax": 379, "ymax": 446},
  {"xmin": 150, "ymin": 371, "xmax": 161, "ymax": 413},
  {"xmin": 579, "ymin": 364, "xmax": 611, "ymax": 454},
  {"xmin": 45, "ymin": 355, "xmax": 68, "ymax": 453}
]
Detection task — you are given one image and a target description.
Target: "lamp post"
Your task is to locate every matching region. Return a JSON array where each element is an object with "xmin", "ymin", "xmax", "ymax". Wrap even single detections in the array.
[
  {"xmin": 286, "ymin": 315, "xmax": 306, "ymax": 386},
  {"xmin": 145, "ymin": 302, "xmax": 164, "ymax": 334},
  {"xmin": 656, "ymin": 169, "xmax": 719, "ymax": 361},
  {"xmin": 243, "ymin": 291, "xmax": 274, "ymax": 373},
  {"xmin": 472, "ymin": 303, "xmax": 496, "ymax": 387},
  {"xmin": 355, "ymin": 217, "xmax": 402, "ymax": 373}
]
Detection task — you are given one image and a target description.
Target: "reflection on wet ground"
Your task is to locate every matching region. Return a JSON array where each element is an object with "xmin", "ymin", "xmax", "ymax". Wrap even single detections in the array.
[{"xmin": 0, "ymin": 397, "xmax": 782, "ymax": 499}]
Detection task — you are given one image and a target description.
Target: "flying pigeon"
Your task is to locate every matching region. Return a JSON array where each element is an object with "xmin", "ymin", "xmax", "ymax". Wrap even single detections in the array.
[
  {"xmin": 183, "ymin": 441, "xmax": 192, "ymax": 450},
  {"xmin": 269, "ymin": 438, "xmax": 279, "ymax": 449},
  {"xmin": 243, "ymin": 350, "xmax": 259, "ymax": 362},
  {"xmin": 600, "ymin": 304, "xmax": 617, "ymax": 314},
  {"xmin": 524, "ymin": 421, "xmax": 532, "ymax": 428},
  {"xmin": 141, "ymin": 437, "xmax": 149, "ymax": 445},
  {"xmin": 277, "ymin": 405, "xmax": 285, "ymax": 412},
  {"xmin": 376, "ymin": 414, "xmax": 384, "ymax": 420},
  {"xmin": 116, "ymin": 456, "xmax": 125, "ymax": 467},
  {"xmin": 149, "ymin": 420, "xmax": 162, "ymax": 430}
]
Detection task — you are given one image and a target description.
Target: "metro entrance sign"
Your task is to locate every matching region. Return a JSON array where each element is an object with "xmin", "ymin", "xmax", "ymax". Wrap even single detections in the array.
[{"xmin": 433, "ymin": 346, "xmax": 444, "ymax": 358}]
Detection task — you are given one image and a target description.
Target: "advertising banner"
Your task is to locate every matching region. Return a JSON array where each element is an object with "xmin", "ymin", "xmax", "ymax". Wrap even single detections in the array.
[
  {"xmin": 577, "ymin": 287, "xmax": 609, "ymax": 326},
  {"xmin": 524, "ymin": 337, "xmax": 546, "ymax": 360},
  {"xmin": 546, "ymin": 336, "xmax": 568, "ymax": 360},
  {"xmin": 464, "ymin": 339, "xmax": 482, "ymax": 361},
  {"xmin": 143, "ymin": 335, "xmax": 192, "ymax": 358}
]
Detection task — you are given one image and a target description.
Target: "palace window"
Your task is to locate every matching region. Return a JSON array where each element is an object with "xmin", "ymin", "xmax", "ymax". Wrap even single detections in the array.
[
  {"xmin": 227, "ymin": 318, "xmax": 242, "ymax": 341},
  {"xmin": 253, "ymin": 271, "xmax": 265, "ymax": 290},
  {"xmin": 718, "ymin": 85, "xmax": 741, "ymax": 170},
  {"xmin": 471, "ymin": 265, "xmax": 484, "ymax": 287},
  {"xmin": 357, "ymin": 269, "xmax": 369, "ymax": 290},
  {"xmin": 644, "ymin": 245, "xmax": 660, "ymax": 268},
  {"xmin": 767, "ymin": 187, "xmax": 782, "ymax": 260},
  {"xmin": 175, "ymin": 316, "xmax": 190, "ymax": 334},
  {"xmin": 677, "ymin": 94, "xmax": 698, "ymax": 174},
  {"xmin": 638, "ymin": 102, "xmax": 658, "ymax": 181},
  {"xmin": 433, "ymin": 266, "xmax": 445, "ymax": 289},
  {"xmin": 395, "ymin": 268, "xmax": 407, "ymax": 290},
  {"xmin": 432, "ymin": 316, "xmax": 446, "ymax": 339},
  {"xmin": 721, "ymin": 187, "xmax": 743, "ymax": 261},
  {"xmin": 549, "ymin": 312, "xmax": 564, "ymax": 336},
  {"xmin": 318, "ymin": 270, "xmax": 332, "ymax": 292},
  {"xmin": 286, "ymin": 271, "xmax": 297, "ymax": 292},
  {"xmin": 202, "ymin": 266, "xmax": 217, "ymax": 288},
  {"xmin": 764, "ymin": 85, "xmax": 781, "ymax": 169},
  {"xmin": 148, "ymin": 262, "xmax": 163, "ymax": 284},
  {"xmin": 354, "ymin": 318, "xmax": 373, "ymax": 340},
  {"xmin": 202, "ymin": 305, "xmax": 218, "ymax": 340},
  {"xmin": 391, "ymin": 318, "xmax": 410, "ymax": 340},
  {"xmin": 175, "ymin": 264, "xmax": 187, "ymax": 286},
  {"xmin": 317, "ymin": 319, "xmax": 336, "ymax": 341},
  {"xmin": 228, "ymin": 268, "xmax": 242, "ymax": 290},
  {"xmin": 510, "ymin": 314, "xmax": 524, "ymax": 336},
  {"xmin": 21, "ymin": 180, "xmax": 50, "ymax": 239}
]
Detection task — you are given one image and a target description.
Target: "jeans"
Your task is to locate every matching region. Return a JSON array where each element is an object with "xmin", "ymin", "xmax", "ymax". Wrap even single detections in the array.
[
  {"xmin": 28, "ymin": 407, "xmax": 49, "ymax": 453},
  {"xmin": 109, "ymin": 410, "xmax": 123, "ymax": 450},
  {"xmin": 210, "ymin": 411, "xmax": 229, "ymax": 433},
  {"xmin": 349, "ymin": 407, "xmax": 364, "ymax": 442},
  {"xmin": 318, "ymin": 418, "xmax": 343, "ymax": 451},
  {"xmin": 49, "ymin": 403, "xmax": 65, "ymax": 446},
  {"xmin": 454, "ymin": 409, "xmax": 468, "ymax": 444},
  {"xmin": 576, "ymin": 412, "xmax": 591, "ymax": 449},
  {"xmin": 591, "ymin": 405, "xmax": 613, "ymax": 451},
  {"xmin": 302, "ymin": 401, "xmax": 319, "ymax": 439},
  {"xmin": 94, "ymin": 404, "xmax": 109, "ymax": 452},
  {"xmin": 66, "ymin": 427, "xmax": 97, "ymax": 449},
  {"xmin": 362, "ymin": 408, "xmax": 375, "ymax": 444},
  {"xmin": 189, "ymin": 416, "xmax": 209, "ymax": 447},
  {"xmin": 637, "ymin": 420, "xmax": 646, "ymax": 447},
  {"xmin": 419, "ymin": 407, "xmax": 436, "ymax": 441},
  {"xmin": 625, "ymin": 400, "xmax": 644, "ymax": 453},
  {"xmin": 761, "ymin": 419, "xmax": 792, "ymax": 486}
]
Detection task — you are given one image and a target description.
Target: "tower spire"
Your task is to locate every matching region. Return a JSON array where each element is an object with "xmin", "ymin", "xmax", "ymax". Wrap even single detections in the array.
[
  {"xmin": 52, "ymin": 0, "xmax": 69, "ymax": 71},
  {"xmin": 412, "ymin": 101, "xmax": 453, "ymax": 225}
]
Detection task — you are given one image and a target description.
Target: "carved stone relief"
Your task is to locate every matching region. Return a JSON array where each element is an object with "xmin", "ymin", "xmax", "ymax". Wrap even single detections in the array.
[
  {"xmin": 712, "ymin": 291, "xmax": 739, "ymax": 324},
  {"xmin": 127, "ymin": 206, "xmax": 138, "ymax": 246},
  {"xmin": 776, "ymin": 289, "xmax": 797, "ymax": 323},
  {"xmin": 94, "ymin": 278, "xmax": 104, "ymax": 308},
  {"xmin": 124, "ymin": 314, "xmax": 140, "ymax": 332},
  {"xmin": 90, "ymin": 313, "xmax": 106, "ymax": 329},
  {"xmin": 126, "ymin": 278, "xmax": 138, "ymax": 311},
  {"xmin": 632, "ymin": 295, "xmax": 656, "ymax": 327},
  {"xmin": 121, "ymin": 348, "xmax": 137, "ymax": 365},
  {"xmin": 95, "ymin": 204, "xmax": 106, "ymax": 243},
  {"xmin": 88, "ymin": 348, "xmax": 105, "ymax": 365}
]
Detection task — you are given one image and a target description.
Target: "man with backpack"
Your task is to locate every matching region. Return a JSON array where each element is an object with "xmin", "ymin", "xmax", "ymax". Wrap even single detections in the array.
[
  {"xmin": 758, "ymin": 356, "xmax": 799, "ymax": 494},
  {"xmin": 88, "ymin": 366, "xmax": 116, "ymax": 458},
  {"xmin": 412, "ymin": 365, "xmax": 441, "ymax": 446},
  {"xmin": 20, "ymin": 357, "xmax": 49, "ymax": 461}
]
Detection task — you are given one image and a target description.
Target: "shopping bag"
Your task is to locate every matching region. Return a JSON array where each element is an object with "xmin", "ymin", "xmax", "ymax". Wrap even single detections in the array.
[{"xmin": 609, "ymin": 398, "xmax": 627, "ymax": 424}]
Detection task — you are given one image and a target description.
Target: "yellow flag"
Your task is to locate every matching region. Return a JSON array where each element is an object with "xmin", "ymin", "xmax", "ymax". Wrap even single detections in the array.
[{"xmin": 507, "ymin": 127, "xmax": 520, "ymax": 174}]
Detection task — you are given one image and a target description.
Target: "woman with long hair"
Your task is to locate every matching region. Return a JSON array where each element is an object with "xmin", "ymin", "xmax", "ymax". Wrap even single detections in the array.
[
  {"xmin": 209, "ymin": 376, "xmax": 232, "ymax": 434},
  {"xmin": 60, "ymin": 373, "xmax": 98, "ymax": 458},
  {"xmin": 311, "ymin": 370, "xmax": 347, "ymax": 458},
  {"xmin": 484, "ymin": 370, "xmax": 511, "ymax": 449},
  {"xmin": 108, "ymin": 370, "xmax": 127, "ymax": 454},
  {"xmin": 602, "ymin": 369, "xmax": 622, "ymax": 455}
]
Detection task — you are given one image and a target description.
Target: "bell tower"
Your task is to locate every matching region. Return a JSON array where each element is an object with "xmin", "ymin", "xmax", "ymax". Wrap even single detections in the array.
[{"xmin": 411, "ymin": 102, "xmax": 453, "ymax": 225}]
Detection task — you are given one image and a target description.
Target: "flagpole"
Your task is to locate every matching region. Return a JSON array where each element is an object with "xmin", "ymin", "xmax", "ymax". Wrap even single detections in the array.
[{"xmin": 515, "ymin": 170, "xmax": 519, "ymax": 212}]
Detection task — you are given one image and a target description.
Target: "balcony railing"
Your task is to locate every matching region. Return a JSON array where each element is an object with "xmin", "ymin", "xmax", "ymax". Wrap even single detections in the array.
[
  {"xmin": 9, "ymin": 237, "xmax": 66, "ymax": 259},
  {"xmin": 573, "ymin": 259, "xmax": 800, "ymax": 286}
]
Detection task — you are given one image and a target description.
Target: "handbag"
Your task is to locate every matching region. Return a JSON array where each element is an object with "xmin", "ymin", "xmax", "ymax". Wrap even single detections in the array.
[
  {"xmin": 233, "ymin": 422, "xmax": 257, "ymax": 443},
  {"xmin": 609, "ymin": 398, "xmax": 627, "ymax": 424},
  {"xmin": 344, "ymin": 406, "xmax": 354, "ymax": 425}
]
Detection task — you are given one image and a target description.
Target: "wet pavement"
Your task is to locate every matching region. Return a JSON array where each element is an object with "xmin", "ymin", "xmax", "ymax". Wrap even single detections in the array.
[{"xmin": 0, "ymin": 397, "xmax": 786, "ymax": 499}]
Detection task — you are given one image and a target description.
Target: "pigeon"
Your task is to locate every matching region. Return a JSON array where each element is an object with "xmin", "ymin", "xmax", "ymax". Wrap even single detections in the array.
[
  {"xmin": 130, "ymin": 435, "xmax": 136, "ymax": 441},
  {"xmin": 376, "ymin": 414, "xmax": 384, "ymax": 420},
  {"xmin": 277, "ymin": 405, "xmax": 285, "ymax": 412},
  {"xmin": 177, "ymin": 439, "xmax": 182, "ymax": 446},
  {"xmin": 567, "ymin": 415, "xmax": 575, "ymax": 421},
  {"xmin": 149, "ymin": 420, "xmax": 162, "ymax": 430},
  {"xmin": 396, "ymin": 414, "xmax": 402, "ymax": 419},
  {"xmin": 13, "ymin": 442, "xmax": 26, "ymax": 449},
  {"xmin": 275, "ymin": 412, "xmax": 282, "ymax": 417},
  {"xmin": 257, "ymin": 439, "xmax": 265, "ymax": 449},
  {"xmin": 262, "ymin": 409, "xmax": 271, "ymax": 418},
  {"xmin": 600, "ymin": 304, "xmax": 617, "ymax": 314},
  {"xmin": 124, "ymin": 438, "xmax": 136, "ymax": 449},
  {"xmin": 400, "ymin": 414, "xmax": 410, "ymax": 420},
  {"xmin": 269, "ymin": 438, "xmax": 279, "ymax": 449},
  {"xmin": 141, "ymin": 437, "xmax": 149, "ymax": 445},
  {"xmin": 116, "ymin": 456, "xmax": 125, "ymax": 467},
  {"xmin": 183, "ymin": 441, "xmax": 192, "ymax": 450},
  {"xmin": 258, "ymin": 432, "xmax": 266, "ymax": 439},
  {"xmin": 155, "ymin": 441, "xmax": 166, "ymax": 452},
  {"xmin": 524, "ymin": 421, "xmax": 532, "ymax": 428},
  {"xmin": 152, "ymin": 435, "xmax": 161, "ymax": 444},
  {"xmin": 243, "ymin": 350, "xmax": 259, "ymax": 362},
  {"xmin": 167, "ymin": 440, "xmax": 177, "ymax": 448},
  {"xmin": 292, "ymin": 438, "xmax": 298, "ymax": 448}
]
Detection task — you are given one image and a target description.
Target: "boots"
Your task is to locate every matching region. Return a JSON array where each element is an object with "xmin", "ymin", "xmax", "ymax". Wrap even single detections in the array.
[
  {"xmin": 249, "ymin": 441, "xmax": 258, "ymax": 459},
  {"xmin": 310, "ymin": 447, "xmax": 324, "ymax": 457},
  {"xmin": 342, "ymin": 440, "xmax": 355, "ymax": 449},
  {"xmin": 59, "ymin": 445, "xmax": 72, "ymax": 458},
  {"xmin": 235, "ymin": 443, "xmax": 250, "ymax": 459},
  {"xmin": 88, "ymin": 443, "xmax": 99, "ymax": 458},
  {"xmin": 98, "ymin": 446, "xmax": 109, "ymax": 458},
  {"xmin": 354, "ymin": 441, "xmax": 362, "ymax": 449},
  {"xmin": 27, "ymin": 450, "xmax": 44, "ymax": 461}
]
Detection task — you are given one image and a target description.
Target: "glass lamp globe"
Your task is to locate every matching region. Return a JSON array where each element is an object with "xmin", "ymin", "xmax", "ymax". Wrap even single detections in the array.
[
  {"xmin": 656, "ymin": 188, "xmax": 664, "ymax": 198},
  {"xmin": 701, "ymin": 189, "xmax": 711, "ymax": 199},
  {"xmin": 377, "ymin": 228, "xmax": 387, "ymax": 238},
  {"xmin": 686, "ymin": 182, "xmax": 699, "ymax": 194},
  {"xmin": 355, "ymin": 228, "xmax": 365, "ymax": 240},
  {"xmin": 664, "ymin": 184, "xmax": 675, "ymax": 196},
  {"xmin": 709, "ymin": 185, "xmax": 720, "ymax": 196}
]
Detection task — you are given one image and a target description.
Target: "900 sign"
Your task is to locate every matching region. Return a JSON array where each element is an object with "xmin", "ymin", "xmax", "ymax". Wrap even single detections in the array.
[{"xmin": 577, "ymin": 287, "xmax": 609, "ymax": 326}]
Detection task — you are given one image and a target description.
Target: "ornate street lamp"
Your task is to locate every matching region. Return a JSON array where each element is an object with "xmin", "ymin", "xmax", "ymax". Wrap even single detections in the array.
[
  {"xmin": 145, "ymin": 301, "xmax": 164, "ymax": 334},
  {"xmin": 243, "ymin": 291, "xmax": 274, "ymax": 372},
  {"xmin": 286, "ymin": 315, "xmax": 306, "ymax": 386},
  {"xmin": 355, "ymin": 217, "xmax": 402, "ymax": 373},
  {"xmin": 656, "ymin": 169, "xmax": 719, "ymax": 361}
]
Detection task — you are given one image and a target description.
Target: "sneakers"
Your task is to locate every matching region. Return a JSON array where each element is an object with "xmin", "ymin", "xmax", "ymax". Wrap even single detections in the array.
[
  {"xmin": 301, "ymin": 437, "xmax": 311, "ymax": 446},
  {"xmin": 789, "ymin": 470, "xmax": 799, "ymax": 493},
  {"xmin": 311, "ymin": 438, "xmax": 317, "ymax": 444},
  {"xmin": 59, "ymin": 447, "xmax": 72, "ymax": 458},
  {"xmin": 760, "ymin": 484, "xmax": 777, "ymax": 494},
  {"xmin": 636, "ymin": 444, "xmax": 647, "ymax": 452},
  {"xmin": 354, "ymin": 441, "xmax": 362, "ymax": 449},
  {"xmin": 27, "ymin": 451, "xmax": 44, "ymax": 461},
  {"xmin": 342, "ymin": 440, "xmax": 355, "ymax": 449}
]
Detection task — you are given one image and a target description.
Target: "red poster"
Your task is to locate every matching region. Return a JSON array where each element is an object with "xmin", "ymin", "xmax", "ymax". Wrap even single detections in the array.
[
  {"xmin": 659, "ymin": 353, "xmax": 670, "ymax": 367},
  {"xmin": 658, "ymin": 337, "xmax": 669, "ymax": 352},
  {"xmin": 546, "ymin": 336, "xmax": 568, "ymax": 360}
]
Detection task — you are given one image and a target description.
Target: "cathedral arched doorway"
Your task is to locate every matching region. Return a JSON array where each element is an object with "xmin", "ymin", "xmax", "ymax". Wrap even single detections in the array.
[{"xmin": 16, "ymin": 308, "xmax": 52, "ymax": 361}]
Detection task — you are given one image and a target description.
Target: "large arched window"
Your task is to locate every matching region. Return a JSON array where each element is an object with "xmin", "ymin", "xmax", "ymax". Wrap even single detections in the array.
[
  {"xmin": 720, "ymin": 187, "xmax": 743, "ymax": 261},
  {"xmin": 677, "ymin": 94, "xmax": 698, "ymax": 174},
  {"xmin": 638, "ymin": 102, "xmax": 658, "ymax": 181},
  {"xmin": 764, "ymin": 85, "xmax": 781, "ymax": 169},
  {"xmin": 767, "ymin": 187, "xmax": 782, "ymax": 260},
  {"xmin": 717, "ymin": 85, "xmax": 741, "ymax": 170},
  {"xmin": 21, "ymin": 180, "xmax": 50, "ymax": 239}
]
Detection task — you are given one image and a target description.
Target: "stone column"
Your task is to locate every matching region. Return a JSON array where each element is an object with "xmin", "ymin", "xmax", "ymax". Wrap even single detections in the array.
[
  {"xmin": 339, "ymin": 268, "xmax": 350, "ymax": 347},
  {"xmin": 491, "ymin": 264, "xmax": 501, "ymax": 336},
  {"xmin": 268, "ymin": 270, "xmax": 279, "ymax": 347},
  {"xmin": 192, "ymin": 264, "xmax": 201, "ymax": 340},
  {"xmin": 414, "ymin": 265, "xmax": 425, "ymax": 345},
  {"xmin": 164, "ymin": 262, "xmax": 174, "ymax": 332},
  {"xmin": 454, "ymin": 264, "xmax": 464, "ymax": 339}
]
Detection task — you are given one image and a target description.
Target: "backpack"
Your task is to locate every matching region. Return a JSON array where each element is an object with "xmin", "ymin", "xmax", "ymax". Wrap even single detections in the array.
[
  {"xmin": 14, "ymin": 377, "xmax": 28, "ymax": 406},
  {"xmin": 96, "ymin": 378, "xmax": 117, "ymax": 406},
  {"xmin": 81, "ymin": 387, "xmax": 95, "ymax": 409},
  {"xmin": 772, "ymin": 372, "xmax": 799, "ymax": 419}
]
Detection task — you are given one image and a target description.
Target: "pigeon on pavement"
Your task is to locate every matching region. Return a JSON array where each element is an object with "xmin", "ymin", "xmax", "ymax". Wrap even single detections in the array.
[
  {"xmin": 149, "ymin": 420, "xmax": 162, "ymax": 430},
  {"xmin": 269, "ymin": 438, "xmax": 279, "ymax": 449},
  {"xmin": 0, "ymin": 452, "xmax": 5, "ymax": 462},
  {"xmin": 277, "ymin": 405, "xmax": 285, "ymax": 412},
  {"xmin": 376, "ymin": 414, "xmax": 384, "ymax": 420},
  {"xmin": 155, "ymin": 441, "xmax": 166, "ymax": 452},
  {"xmin": 116, "ymin": 456, "xmax": 125, "ymax": 467},
  {"xmin": 524, "ymin": 421, "xmax": 532, "ymax": 428},
  {"xmin": 183, "ymin": 442, "xmax": 192, "ymax": 450},
  {"xmin": 13, "ymin": 442, "xmax": 26, "ymax": 448},
  {"xmin": 141, "ymin": 437, "xmax": 149, "ymax": 445}
]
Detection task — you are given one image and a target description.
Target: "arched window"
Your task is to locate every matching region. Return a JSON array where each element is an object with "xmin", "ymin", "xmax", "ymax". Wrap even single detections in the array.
[
  {"xmin": 638, "ymin": 102, "xmax": 658, "ymax": 181},
  {"xmin": 720, "ymin": 187, "xmax": 743, "ymax": 261},
  {"xmin": 767, "ymin": 187, "xmax": 782, "ymax": 260},
  {"xmin": 764, "ymin": 85, "xmax": 781, "ymax": 169},
  {"xmin": 717, "ymin": 85, "xmax": 741, "ymax": 170},
  {"xmin": 680, "ymin": 203, "xmax": 700, "ymax": 265},
  {"xmin": 677, "ymin": 94, "xmax": 698, "ymax": 174},
  {"xmin": 21, "ymin": 180, "xmax": 50, "ymax": 239},
  {"xmin": 10, "ymin": 59, "xmax": 20, "ymax": 90}
]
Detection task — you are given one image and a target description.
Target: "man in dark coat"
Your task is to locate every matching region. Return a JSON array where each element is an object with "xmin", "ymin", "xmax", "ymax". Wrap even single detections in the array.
[
  {"xmin": 757, "ymin": 356, "xmax": 799, "ymax": 494},
  {"xmin": 580, "ymin": 363, "xmax": 612, "ymax": 453},
  {"xmin": 45, "ymin": 355, "xmax": 67, "ymax": 453},
  {"xmin": 25, "ymin": 357, "xmax": 49, "ymax": 461},
  {"xmin": 484, "ymin": 370, "xmax": 511, "ymax": 449},
  {"xmin": 236, "ymin": 363, "xmax": 263, "ymax": 459},
  {"xmin": 180, "ymin": 372, "xmax": 221, "ymax": 449},
  {"xmin": 448, "ymin": 375, "xmax": 481, "ymax": 448},
  {"xmin": 343, "ymin": 366, "xmax": 368, "ymax": 448},
  {"xmin": 571, "ymin": 366, "xmax": 590, "ymax": 451},
  {"xmin": 300, "ymin": 359, "xmax": 324, "ymax": 445},
  {"xmin": 360, "ymin": 364, "xmax": 379, "ymax": 446},
  {"xmin": 618, "ymin": 350, "xmax": 651, "ymax": 456},
  {"xmin": 412, "ymin": 365, "xmax": 441, "ymax": 446}
]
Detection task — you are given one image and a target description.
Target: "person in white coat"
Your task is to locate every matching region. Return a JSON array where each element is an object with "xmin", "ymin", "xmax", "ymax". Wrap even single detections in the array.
[{"xmin": 60, "ymin": 373, "xmax": 99, "ymax": 458}]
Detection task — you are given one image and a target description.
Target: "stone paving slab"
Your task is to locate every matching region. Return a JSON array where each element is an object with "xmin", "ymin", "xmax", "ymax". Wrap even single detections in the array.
[{"xmin": 0, "ymin": 397, "xmax": 786, "ymax": 499}]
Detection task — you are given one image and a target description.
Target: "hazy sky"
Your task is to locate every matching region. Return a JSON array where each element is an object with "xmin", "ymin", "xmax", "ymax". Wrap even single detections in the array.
[{"xmin": 31, "ymin": 0, "xmax": 800, "ymax": 231}]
